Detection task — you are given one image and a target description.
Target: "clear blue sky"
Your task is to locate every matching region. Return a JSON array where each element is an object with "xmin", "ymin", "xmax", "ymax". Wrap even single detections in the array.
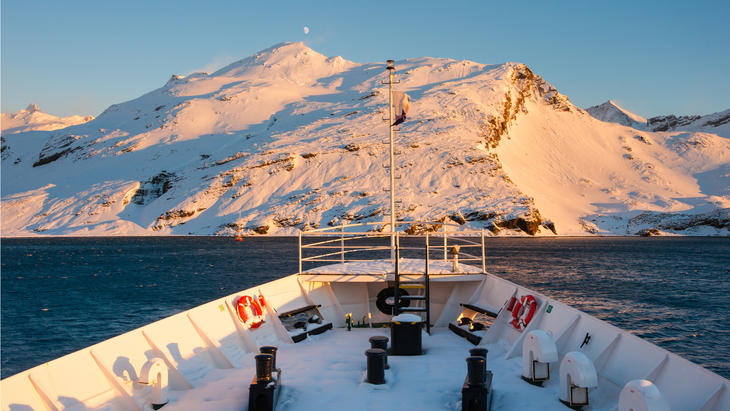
[{"xmin": 2, "ymin": 0, "xmax": 728, "ymax": 118}]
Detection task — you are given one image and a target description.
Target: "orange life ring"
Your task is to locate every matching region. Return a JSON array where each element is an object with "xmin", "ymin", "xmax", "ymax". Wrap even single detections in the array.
[
  {"xmin": 511, "ymin": 295, "xmax": 537, "ymax": 330},
  {"xmin": 236, "ymin": 295, "xmax": 264, "ymax": 329}
]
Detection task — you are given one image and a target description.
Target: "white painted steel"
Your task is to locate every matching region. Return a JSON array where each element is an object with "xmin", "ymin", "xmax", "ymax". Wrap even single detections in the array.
[
  {"xmin": 138, "ymin": 358, "xmax": 168, "ymax": 408},
  {"xmin": 559, "ymin": 351, "xmax": 599, "ymax": 404},
  {"xmin": 618, "ymin": 379, "xmax": 670, "ymax": 411},
  {"xmin": 522, "ymin": 330, "xmax": 558, "ymax": 381}
]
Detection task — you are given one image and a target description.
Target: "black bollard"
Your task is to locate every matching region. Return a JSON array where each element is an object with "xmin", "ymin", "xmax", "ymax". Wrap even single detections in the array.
[
  {"xmin": 255, "ymin": 354, "xmax": 273, "ymax": 382},
  {"xmin": 365, "ymin": 348, "xmax": 386, "ymax": 384},
  {"xmin": 466, "ymin": 356, "xmax": 486, "ymax": 386},
  {"xmin": 462, "ymin": 355, "xmax": 493, "ymax": 411},
  {"xmin": 469, "ymin": 348, "xmax": 488, "ymax": 368},
  {"xmin": 369, "ymin": 336, "xmax": 389, "ymax": 369},
  {"xmin": 249, "ymin": 353, "xmax": 281, "ymax": 411},
  {"xmin": 260, "ymin": 346, "xmax": 278, "ymax": 372}
]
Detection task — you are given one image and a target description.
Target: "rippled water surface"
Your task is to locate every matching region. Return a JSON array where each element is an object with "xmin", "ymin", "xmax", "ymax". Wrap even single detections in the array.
[{"xmin": 2, "ymin": 236, "xmax": 728, "ymax": 378}]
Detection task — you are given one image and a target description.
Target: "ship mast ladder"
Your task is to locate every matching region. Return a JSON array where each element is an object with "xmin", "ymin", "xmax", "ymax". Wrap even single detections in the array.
[{"xmin": 392, "ymin": 233, "xmax": 432, "ymax": 334}]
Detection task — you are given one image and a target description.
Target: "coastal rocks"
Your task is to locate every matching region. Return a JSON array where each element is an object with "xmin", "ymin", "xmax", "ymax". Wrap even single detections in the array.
[
  {"xmin": 637, "ymin": 228, "xmax": 661, "ymax": 237},
  {"xmin": 404, "ymin": 222, "xmax": 443, "ymax": 235},
  {"xmin": 494, "ymin": 212, "xmax": 542, "ymax": 235},
  {"xmin": 629, "ymin": 209, "xmax": 730, "ymax": 234},
  {"xmin": 579, "ymin": 219, "xmax": 600, "ymax": 234},
  {"xmin": 453, "ymin": 207, "xmax": 550, "ymax": 235},
  {"xmin": 252, "ymin": 225, "xmax": 270, "ymax": 234}
]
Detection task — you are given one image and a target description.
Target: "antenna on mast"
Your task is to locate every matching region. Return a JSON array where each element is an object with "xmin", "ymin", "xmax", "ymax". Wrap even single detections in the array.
[{"xmin": 386, "ymin": 60, "xmax": 396, "ymax": 262}]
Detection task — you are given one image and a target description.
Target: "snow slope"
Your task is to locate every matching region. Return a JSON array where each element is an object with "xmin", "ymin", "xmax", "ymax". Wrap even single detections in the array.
[
  {"xmin": 1, "ymin": 104, "xmax": 93, "ymax": 135},
  {"xmin": 1, "ymin": 42, "xmax": 728, "ymax": 236}
]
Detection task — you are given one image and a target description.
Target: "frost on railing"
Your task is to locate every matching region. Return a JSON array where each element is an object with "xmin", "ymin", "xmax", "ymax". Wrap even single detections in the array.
[{"xmin": 298, "ymin": 221, "xmax": 486, "ymax": 274}]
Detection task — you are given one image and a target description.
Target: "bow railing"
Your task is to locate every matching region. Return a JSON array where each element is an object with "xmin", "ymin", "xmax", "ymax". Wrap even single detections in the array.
[{"xmin": 298, "ymin": 221, "xmax": 486, "ymax": 274}]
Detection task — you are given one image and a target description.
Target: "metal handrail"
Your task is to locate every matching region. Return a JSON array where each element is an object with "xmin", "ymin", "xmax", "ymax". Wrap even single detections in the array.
[{"xmin": 298, "ymin": 221, "xmax": 486, "ymax": 274}]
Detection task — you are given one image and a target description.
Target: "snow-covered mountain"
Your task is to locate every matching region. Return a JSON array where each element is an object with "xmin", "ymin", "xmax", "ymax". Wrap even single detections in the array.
[
  {"xmin": 1, "ymin": 104, "xmax": 93, "ymax": 135},
  {"xmin": 586, "ymin": 100, "xmax": 730, "ymax": 138},
  {"xmin": 586, "ymin": 100, "xmax": 646, "ymax": 128},
  {"xmin": 1, "ymin": 42, "xmax": 728, "ymax": 236},
  {"xmin": 646, "ymin": 109, "xmax": 730, "ymax": 136}
]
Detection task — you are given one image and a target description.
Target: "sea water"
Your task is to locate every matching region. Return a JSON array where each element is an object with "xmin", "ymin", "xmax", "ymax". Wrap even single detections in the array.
[{"xmin": 1, "ymin": 237, "xmax": 728, "ymax": 379}]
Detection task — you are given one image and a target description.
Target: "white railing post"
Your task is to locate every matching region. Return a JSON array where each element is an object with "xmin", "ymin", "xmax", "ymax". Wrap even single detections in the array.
[
  {"xmin": 443, "ymin": 225, "xmax": 447, "ymax": 261},
  {"xmin": 481, "ymin": 230, "xmax": 486, "ymax": 273},
  {"xmin": 340, "ymin": 225, "xmax": 345, "ymax": 263},
  {"xmin": 298, "ymin": 232, "xmax": 302, "ymax": 274},
  {"xmin": 425, "ymin": 232, "xmax": 430, "ymax": 273}
]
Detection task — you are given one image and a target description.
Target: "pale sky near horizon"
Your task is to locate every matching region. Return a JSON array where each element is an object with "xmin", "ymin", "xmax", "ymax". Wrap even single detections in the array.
[{"xmin": 2, "ymin": 0, "xmax": 728, "ymax": 118}]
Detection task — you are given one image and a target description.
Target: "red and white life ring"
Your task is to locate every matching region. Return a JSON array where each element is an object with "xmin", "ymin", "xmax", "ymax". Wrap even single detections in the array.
[
  {"xmin": 236, "ymin": 295, "xmax": 265, "ymax": 329},
  {"xmin": 510, "ymin": 295, "xmax": 537, "ymax": 330}
]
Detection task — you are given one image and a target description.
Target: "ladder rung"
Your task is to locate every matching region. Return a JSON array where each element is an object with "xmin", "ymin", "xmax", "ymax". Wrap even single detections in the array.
[
  {"xmin": 399, "ymin": 295, "xmax": 426, "ymax": 300},
  {"xmin": 399, "ymin": 307, "xmax": 426, "ymax": 312},
  {"xmin": 400, "ymin": 284, "xmax": 425, "ymax": 289}
]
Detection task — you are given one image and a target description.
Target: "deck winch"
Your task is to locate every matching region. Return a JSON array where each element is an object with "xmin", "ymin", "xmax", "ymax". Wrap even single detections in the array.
[
  {"xmin": 521, "ymin": 330, "xmax": 558, "ymax": 385},
  {"xmin": 461, "ymin": 348, "xmax": 493, "ymax": 411},
  {"xmin": 248, "ymin": 347, "xmax": 281, "ymax": 411}
]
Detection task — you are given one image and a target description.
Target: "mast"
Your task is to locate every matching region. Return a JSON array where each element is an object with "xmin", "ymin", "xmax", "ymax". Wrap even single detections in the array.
[{"xmin": 386, "ymin": 60, "xmax": 396, "ymax": 261}]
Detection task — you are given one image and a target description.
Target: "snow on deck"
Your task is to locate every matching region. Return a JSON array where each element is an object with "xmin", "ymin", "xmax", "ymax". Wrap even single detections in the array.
[{"xmin": 164, "ymin": 328, "xmax": 616, "ymax": 411}]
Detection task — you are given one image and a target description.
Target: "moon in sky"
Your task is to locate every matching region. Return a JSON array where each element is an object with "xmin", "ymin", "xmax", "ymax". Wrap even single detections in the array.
[{"xmin": 303, "ymin": 26, "xmax": 309, "ymax": 35}]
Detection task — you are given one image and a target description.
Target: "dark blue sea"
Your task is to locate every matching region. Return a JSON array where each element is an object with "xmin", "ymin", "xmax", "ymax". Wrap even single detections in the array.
[{"xmin": 1, "ymin": 237, "xmax": 728, "ymax": 379}]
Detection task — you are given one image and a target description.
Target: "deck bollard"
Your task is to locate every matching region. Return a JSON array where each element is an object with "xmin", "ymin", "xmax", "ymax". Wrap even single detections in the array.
[
  {"xmin": 260, "ymin": 346, "xmax": 278, "ymax": 372},
  {"xmin": 365, "ymin": 348, "xmax": 386, "ymax": 384},
  {"xmin": 462, "ymin": 354, "xmax": 493, "ymax": 411},
  {"xmin": 249, "ymin": 353, "xmax": 281, "ymax": 411},
  {"xmin": 466, "ymin": 356, "xmax": 486, "ymax": 386},
  {"xmin": 255, "ymin": 354, "xmax": 273, "ymax": 382},
  {"xmin": 469, "ymin": 348, "xmax": 488, "ymax": 364},
  {"xmin": 369, "ymin": 336, "xmax": 389, "ymax": 369},
  {"xmin": 469, "ymin": 348, "xmax": 488, "ymax": 376}
]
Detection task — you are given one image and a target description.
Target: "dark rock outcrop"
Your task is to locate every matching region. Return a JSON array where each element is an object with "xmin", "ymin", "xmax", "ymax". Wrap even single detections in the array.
[
  {"xmin": 647, "ymin": 114, "xmax": 701, "ymax": 132},
  {"xmin": 132, "ymin": 171, "xmax": 177, "ymax": 205},
  {"xmin": 33, "ymin": 134, "xmax": 82, "ymax": 167},
  {"xmin": 629, "ymin": 209, "xmax": 730, "ymax": 233}
]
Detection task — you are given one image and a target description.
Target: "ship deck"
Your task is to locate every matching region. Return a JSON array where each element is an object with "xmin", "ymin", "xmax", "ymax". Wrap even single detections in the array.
[{"xmin": 164, "ymin": 327, "xmax": 594, "ymax": 411}]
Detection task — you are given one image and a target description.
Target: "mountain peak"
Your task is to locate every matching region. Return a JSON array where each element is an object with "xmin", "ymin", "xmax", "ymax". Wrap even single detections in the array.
[
  {"xmin": 196, "ymin": 42, "xmax": 355, "ymax": 88},
  {"xmin": 211, "ymin": 42, "xmax": 342, "ymax": 77},
  {"xmin": 1, "ymin": 104, "xmax": 93, "ymax": 135},
  {"xmin": 586, "ymin": 100, "xmax": 646, "ymax": 128}
]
